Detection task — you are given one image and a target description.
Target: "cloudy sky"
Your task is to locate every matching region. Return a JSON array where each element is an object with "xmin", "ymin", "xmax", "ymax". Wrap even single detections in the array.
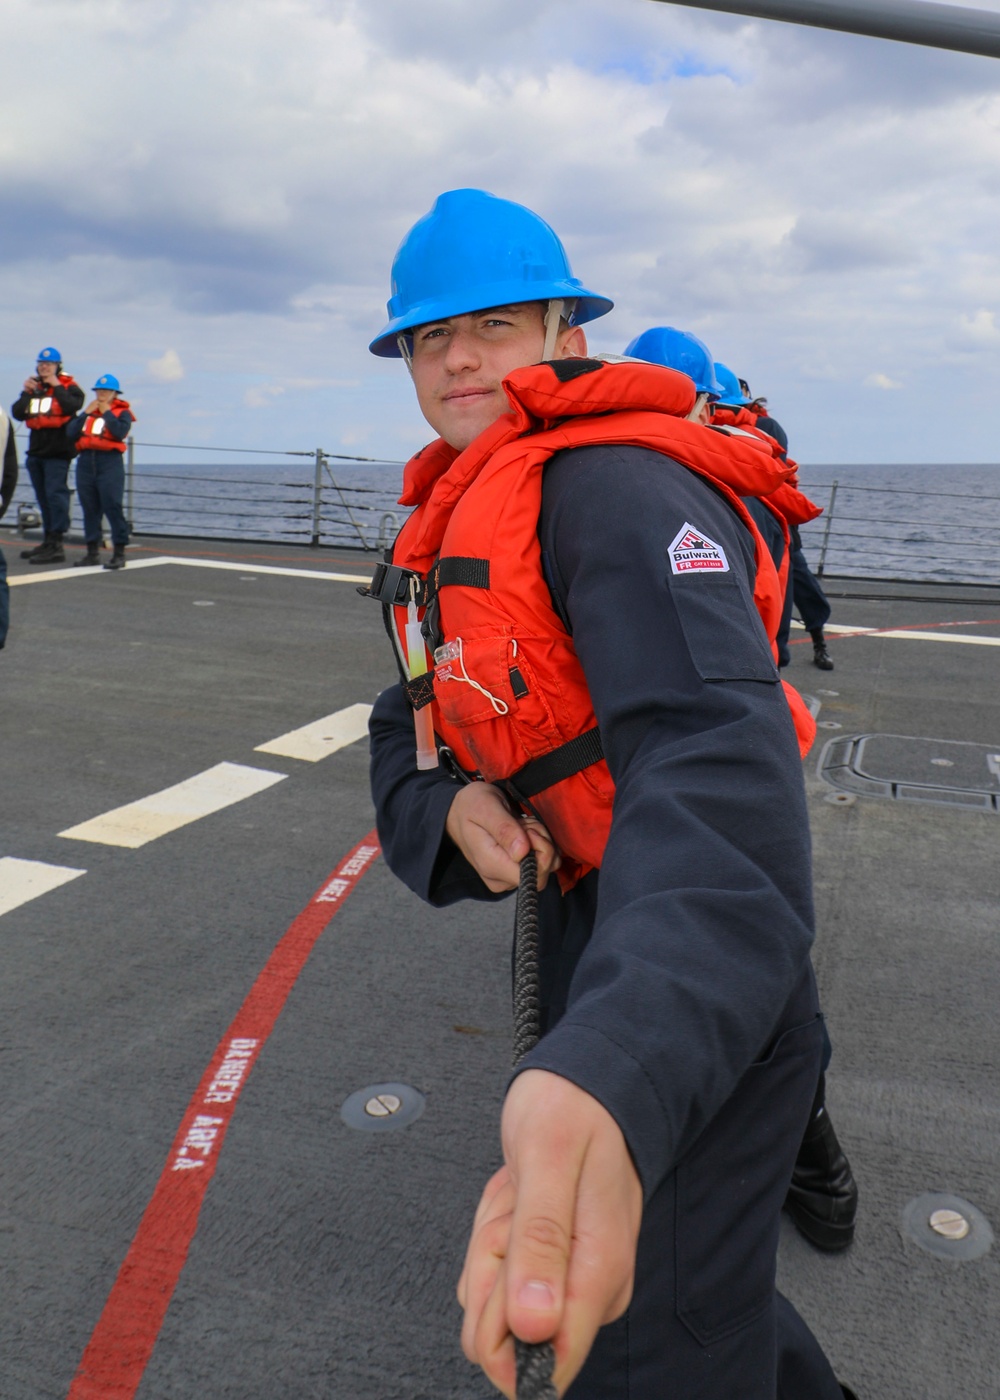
[{"xmin": 3, "ymin": 0, "xmax": 1000, "ymax": 465}]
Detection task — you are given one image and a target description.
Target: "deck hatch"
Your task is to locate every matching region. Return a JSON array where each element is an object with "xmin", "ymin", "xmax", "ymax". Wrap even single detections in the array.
[{"xmin": 818, "ymin": 734, "xmax": 1000, "ymax": 812}]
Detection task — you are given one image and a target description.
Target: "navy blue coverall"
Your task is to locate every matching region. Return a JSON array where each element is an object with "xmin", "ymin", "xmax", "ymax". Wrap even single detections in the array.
[
  {"xmin": 370, "ymin": 444, "xmax": 842, "ymax": 1398},
  {"xmin": 10, "ymin": 379, "xmax": 84, "ymax": 537},
  {"xmin": 66, "ymin": 408, "xmax": 133, "ymax": 548}
]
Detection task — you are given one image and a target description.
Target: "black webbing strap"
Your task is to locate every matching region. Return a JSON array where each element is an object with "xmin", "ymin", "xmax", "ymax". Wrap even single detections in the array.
[
  {"xmin": 506, "ymin": 727, "xmax": 604, "ymax": 801},
  {"xmin": 431, "ymin": 556, "xmax": 490, "ymax": 591},
  {"xmin": 402, "ymin": 673, "xmax": 434, "ymax": 711}
]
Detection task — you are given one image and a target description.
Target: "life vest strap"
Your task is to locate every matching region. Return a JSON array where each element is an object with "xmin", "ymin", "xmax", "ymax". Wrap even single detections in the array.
[
  {"xmin": 505, "ymin": 726, "xmax": 604, "ymax": 801},
  {"xmin": 402, "ymin": 672, "xmax": 435, "ymax": 711},
  {"xmin": 433, "ymin": 556, "xmax": 491, "ymax": 591},
  {"xmin": 359, "ymin": 555, "xmax": 490, "ymax": 608}
]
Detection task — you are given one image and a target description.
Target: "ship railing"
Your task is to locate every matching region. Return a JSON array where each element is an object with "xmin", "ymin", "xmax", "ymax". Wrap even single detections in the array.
[
  {"xmin": 799, "ymin": 479, "xmax": 1000, "ymax": 586},
  {"xmin": 4, "ymin": 441, "xmax": 1000, "ymax": 585},
  {"xmin": 3, "ymin": 436, "xmax": 408, "ymax": 553}
]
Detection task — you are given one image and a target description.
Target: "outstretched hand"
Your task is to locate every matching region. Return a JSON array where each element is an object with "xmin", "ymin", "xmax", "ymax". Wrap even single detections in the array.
[
  {"xmin": 445, "ymin": 783, "xmax": 561, "ymax": 893},
  {"xmin": 458, "ymin": 1070, "xmax": 643, "ymax": 1398}
]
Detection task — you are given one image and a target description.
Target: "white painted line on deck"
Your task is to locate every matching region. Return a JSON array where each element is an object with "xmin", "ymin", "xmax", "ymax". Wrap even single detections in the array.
[
  {"xmin": 8, "ymin": 556, "xmax": 369, "ymax": 586},
  {"xmin": 158, "ymin": 557, "xmax": 370, "ymax": 583},
  {"xmin": 791, "ymin": 620, "xmax": 1000, "ymax": 647},
  {"xmin": 58, "ymin": 762, "xmax": 287, "ymax": 849},
  {"xmin": 254, "ymin": 703, "xmax": 373, "ymax": 762},
  {"xmin": 0, "ymin": 857, "xmax": 86, "ymax": 917},
  {"xmin": 7, "ymin": 558, "xmax": 175, "ymax": 585}
]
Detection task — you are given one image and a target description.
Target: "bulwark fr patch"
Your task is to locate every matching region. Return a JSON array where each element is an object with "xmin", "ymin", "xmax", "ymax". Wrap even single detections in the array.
[{"xmin": 668, "ymin": 523, "xmax": 730, "ymax": 575}]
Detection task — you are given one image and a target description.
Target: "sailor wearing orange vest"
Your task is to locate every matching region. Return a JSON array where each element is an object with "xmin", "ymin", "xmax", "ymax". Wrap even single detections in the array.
[
  {"xmin": 714, "ymin": 364, "xmax": 836, "ymax": 671},
  {"xmin": 364, "ymin": 191, "xmax": 854, "ymax": 1400},
  {"xmin": 10, "ymin": 347, "xmax": 85, "ymax": 565},
  {"xmin": 66, "ymin": 375, "xmax": 134, "ymax": 571}
]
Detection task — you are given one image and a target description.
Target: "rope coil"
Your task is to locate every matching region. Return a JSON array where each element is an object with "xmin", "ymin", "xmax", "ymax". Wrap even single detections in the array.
[{"xmin": 512, "ymin": 851, "xmax": 557, "ymax": 1400}]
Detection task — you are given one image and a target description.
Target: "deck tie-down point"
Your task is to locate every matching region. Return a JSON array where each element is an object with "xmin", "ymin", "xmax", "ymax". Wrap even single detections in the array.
[
  {"xmin": 340, "ymin": 1082, "xmax": 425, "ymax": 1132},
  {"xmin": 902, "ymin": 1193, "xmax": 993, "ymax": 1261}
]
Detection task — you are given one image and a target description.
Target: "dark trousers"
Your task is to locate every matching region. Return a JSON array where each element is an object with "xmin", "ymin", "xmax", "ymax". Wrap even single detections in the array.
[
  {"xmin": 776, "ymin": 549, "xmax": 832, "ymax": 666},
  {"xmin": 791, "ymin": 550, "xmax": 831, "ymax": 633},
  {"xmin": 75, "ymin": 451, "xmax": 129, "ymax": 547},
  {"xmin": 26, "ymin": 453, "xmax": 72, "ymax": 536},
  {"xmin": 0, "ymin": 547, "xmax": 8, "ymax": 649},
  {"xmin": 567, "ymin": 972, "xmax": 842, "ymax": 1399}
]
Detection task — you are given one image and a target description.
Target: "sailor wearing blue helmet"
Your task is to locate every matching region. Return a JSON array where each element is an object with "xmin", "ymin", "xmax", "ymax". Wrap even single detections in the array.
[
  {"xmin": 11, "ymin": 346, "xmax": 85, "ymax": 564},
  {"xmin": 364, "ymin": 191, "xmax": 850, "ymax": 1400}
]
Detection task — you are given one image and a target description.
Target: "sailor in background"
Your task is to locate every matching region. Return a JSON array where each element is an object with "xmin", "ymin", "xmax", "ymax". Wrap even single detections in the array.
[
  {"xmin": 363, "ymin": 189, "xmax": 854, "ymax": 1399},
  {"xmin": 10, "ymin": 347, "xmax": 85, "ymax": 566},
  {"xmin": 66, "ymin": 374, "xmax": 134, "ymax": 571},
  {"xmin": 0, "ymin": 406, "xmax": 18, "ymax": 649},
  {"xmin": 718, "ymin": 369, "xmax": 837, "ymax": 672}
]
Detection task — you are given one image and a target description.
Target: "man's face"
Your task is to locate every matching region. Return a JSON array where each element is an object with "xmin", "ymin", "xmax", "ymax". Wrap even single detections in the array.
[
  {"xmin": 408, "ymin": 302, "xmax": 587, "ymax": 451},
  {"xmin": 95, "ymin": 389, "xmax": 115, "ymax": 410},
  {"xmin": 36, "ymin": 360, "xmax": 57, "ymax": 381}
]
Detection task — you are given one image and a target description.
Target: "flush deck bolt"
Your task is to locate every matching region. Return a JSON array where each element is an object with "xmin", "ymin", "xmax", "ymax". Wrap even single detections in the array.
[
  {"xmin": 929, "ymin": 1208, "xmax": 971, "ymax": 1240},
  {"xmin": 365, "ymin": 1093, "xmax": 402, "ymax": 1117}
]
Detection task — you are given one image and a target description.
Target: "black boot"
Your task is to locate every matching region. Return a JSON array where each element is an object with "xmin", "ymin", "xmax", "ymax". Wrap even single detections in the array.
[
  {"xmin": 785, "ymin": 1079, "xmax": 858, "ymax": 1251},
  {"xmin": 21, "ymin": 533, "xmax": 51, "ymax": 559},
  {"xmin": 810, "ymin": 627, "xmax": 834, "ymax": 670},
  {"xmin": 29, "ymin": 532, "xmax": 65, "ymax": 564},
  {"xmin": 75, "ymin": 542, "xmax": 101, "ymax": 567},
  {"xmin": 104, "ymin": 545, "xmax": 126, "ymax": 571}
]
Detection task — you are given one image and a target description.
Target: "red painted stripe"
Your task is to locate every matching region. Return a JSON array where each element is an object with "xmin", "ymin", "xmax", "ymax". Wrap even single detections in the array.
[{"xmin": 67, "ymin": 831, "xmax": 381, "ymax": 1400}]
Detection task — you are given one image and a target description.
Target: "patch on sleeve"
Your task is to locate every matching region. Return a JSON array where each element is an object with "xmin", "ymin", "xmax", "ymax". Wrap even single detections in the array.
[{"xmin": 668, "ymin": 522, "xmax": 730, "ymax": 575}]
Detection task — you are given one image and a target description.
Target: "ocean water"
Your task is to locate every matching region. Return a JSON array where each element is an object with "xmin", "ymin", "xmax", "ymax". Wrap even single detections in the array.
[
  {"xmin": 7, "ymin": 457, "xmax": 1000, "ymax": 586},
  {"xmin": 794, "ymin": 463, "xmax": 1000, "ymax": 586}
]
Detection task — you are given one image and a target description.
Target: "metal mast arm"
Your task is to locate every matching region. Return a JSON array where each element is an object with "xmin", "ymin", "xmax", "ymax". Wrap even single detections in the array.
[{"xmin": 652, "ymin": 0, "xmax": 1000, "ymax": 59}]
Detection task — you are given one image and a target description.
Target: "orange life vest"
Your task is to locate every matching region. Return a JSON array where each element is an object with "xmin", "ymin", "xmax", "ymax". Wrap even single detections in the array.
[
  {"xmin": 76, "ymin": 398, "xmax": 133, "ymax": 454},
  {"xmin": 25, "ymin": 374, "xmax": 79, "ymax": 430},
  {"xmin": 711, "ymin": 406, "xmax": 821, "ymax": 533},
  {"xmin": 379, "ymin": 358, "xmax": 817, "ymax": 889}
]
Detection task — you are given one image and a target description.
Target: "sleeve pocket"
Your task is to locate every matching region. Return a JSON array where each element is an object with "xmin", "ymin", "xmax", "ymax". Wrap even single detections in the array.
[{"xmin": 669, "ymin": 574, "xmax": 779, "ymax": 683}]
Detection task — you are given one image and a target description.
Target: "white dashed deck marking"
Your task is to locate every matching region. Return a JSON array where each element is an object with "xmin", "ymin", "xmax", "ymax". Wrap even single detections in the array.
[
  {"xmin": 7, "ymin": 556, "xmax": 368, "ymax": 586},
  {"xmin": 254, "ymin": 703, "xmax": 373, "ymax": 763},
  {"xmin": 0, "ymin": 857, "xmax": 86, "ymax": 917},
  {"xmin": 58, "ymin": 762, "xmax": 287, "ymax": 849},
  {"xmin": 790, "ymin": 620, "xmax": 1000, "ymax": 646}
]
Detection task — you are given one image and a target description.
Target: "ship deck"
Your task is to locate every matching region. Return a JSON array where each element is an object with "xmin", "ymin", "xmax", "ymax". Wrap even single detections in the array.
[{"xmin": 1, "ymin": 533, "xmax": 998, "ymax": 1399}]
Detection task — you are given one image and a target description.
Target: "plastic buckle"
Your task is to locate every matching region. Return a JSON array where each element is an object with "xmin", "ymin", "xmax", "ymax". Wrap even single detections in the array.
[{"xmin": 356, "ymin": 562, "xmax": 426, "ymax": 606}]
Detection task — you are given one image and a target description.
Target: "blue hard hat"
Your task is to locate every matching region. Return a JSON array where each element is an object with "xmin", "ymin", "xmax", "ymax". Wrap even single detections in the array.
[
  {"xmin": 37, "ymin": 346, "xmax": 62, "ymax": 363},
  {"xmin": 625, "ymin": 326, "xmax": 723, "ymax": 399},
  {"xmin": 93, "ymin": 373, "xmax": 121, "ymax": 392},
  {"xmin": 713, "ymin": 362, "xmax": 749, "ymax": 409},
  {"xmin": 369, "ymin": 188, "xmax": 614, "ymax": 357}
]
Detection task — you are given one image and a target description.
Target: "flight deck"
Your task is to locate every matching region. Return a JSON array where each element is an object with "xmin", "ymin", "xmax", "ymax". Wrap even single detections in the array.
[{"xmin": 1, "ymin": 536, "xmax": 998, "ymax": 1399}]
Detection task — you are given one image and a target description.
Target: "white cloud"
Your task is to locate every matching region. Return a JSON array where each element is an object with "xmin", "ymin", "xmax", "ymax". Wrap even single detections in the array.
[
  {"xmin": 955, "ymin": 308, "xmax": 1000, "ymax": 344},
  {"xmin": 147, "ymin": 349, "xmax": 185, "ymax": 382},
  {"xmin": 865, "ymin": 373, "xmax": 903, "ymax": 390},
  {"xmin": 244, "ymin": 384, "xmax": 285, "ymax": 408}
]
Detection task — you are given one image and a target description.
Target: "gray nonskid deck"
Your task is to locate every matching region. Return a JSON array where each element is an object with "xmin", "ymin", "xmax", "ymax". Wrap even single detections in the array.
[{"xmin": 1, "ymin": 537, "xmax": 997, "ymax": 1398}]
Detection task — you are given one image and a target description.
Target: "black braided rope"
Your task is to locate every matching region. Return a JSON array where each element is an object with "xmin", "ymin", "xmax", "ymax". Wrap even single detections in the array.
[
  {"xmin": 511, "ymin": 851, "xmax": 557, "ymax": 1400},
  {"xmin": 512, "ymin": 852, "xmax": 543, "ymax": 1067}
]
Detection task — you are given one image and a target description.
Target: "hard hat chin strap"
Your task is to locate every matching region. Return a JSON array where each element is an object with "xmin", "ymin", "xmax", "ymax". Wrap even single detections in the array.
[
  {"xmin": 397, "ymin": 334, "xmax": 414, "ymax": 377},
  {"xmin": 542, "ymin": 298, "xmax": 566, "ymax": 363}
]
